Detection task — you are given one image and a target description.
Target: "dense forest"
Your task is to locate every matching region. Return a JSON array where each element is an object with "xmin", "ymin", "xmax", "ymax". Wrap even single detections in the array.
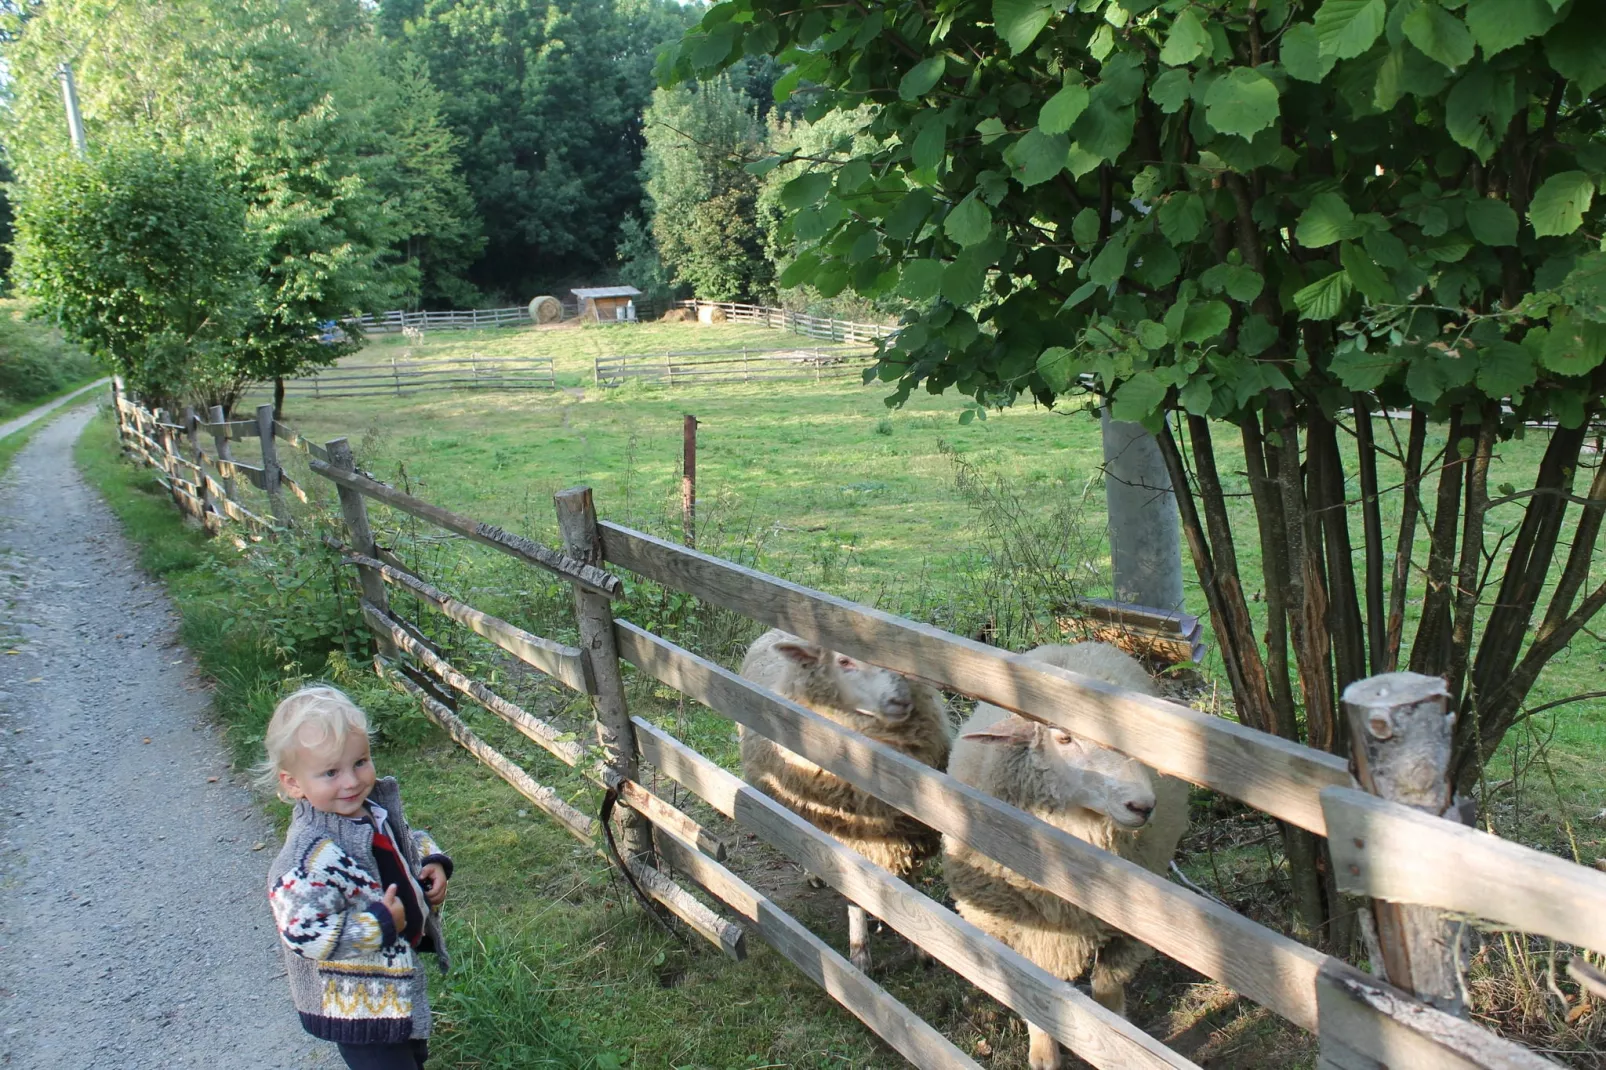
[{"xmin": 0, "ymin": 0, "xmax": 830, "ymax": 319}]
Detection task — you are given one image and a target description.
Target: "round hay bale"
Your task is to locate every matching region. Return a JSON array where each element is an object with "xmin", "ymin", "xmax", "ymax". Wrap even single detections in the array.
[
  {"xmin": 658, "ymin": 307, "xmax": 690, "ymax": 323},
  {"xmin": 698, "ymin": 304, "xmax": 728, "ymax": 324},
  {"xmin": 528, "ymin": 295, "xmax": 562, "ymax": 324}
]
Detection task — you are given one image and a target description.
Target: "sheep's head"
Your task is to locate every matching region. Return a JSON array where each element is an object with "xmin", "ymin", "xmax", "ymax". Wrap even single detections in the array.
[
  {"xmin": 771, "ymin": 638, "xmax": 917, "ymax": 725},
  {"xmin": 963, "ymin": 716, "xmax": 1157, "ymax": 829}
]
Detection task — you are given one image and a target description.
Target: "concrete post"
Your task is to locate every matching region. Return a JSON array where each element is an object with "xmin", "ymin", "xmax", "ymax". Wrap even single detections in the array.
[{"xmin": 1101, "ymin": 411, "xmax": 1185, "ymax": 612}]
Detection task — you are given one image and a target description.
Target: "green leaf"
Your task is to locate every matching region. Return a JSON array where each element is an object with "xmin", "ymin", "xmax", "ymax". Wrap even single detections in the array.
[
  {"xmin": 1528, "ymin": 171, "xmax": 1594, "ymax": 237},
  {"xmin": 1065, "ymin": 144, "xmax": 1104, "ymax": 177},
  {"xmin": 1149, "ymin": 69, "xmax": 1193, "ymax": 113},
  {"xmin": 1363, "ymin": 229, "xmax": 1408, "ymax": 269},
  {"xmin": 1060, "ymin": 280, "xmax": 1099, "ymax": 310},
  {"xmin": 1475, "ymin": 340, "xmax": 1536, "ymax": 396},
  {"xmin": 1137, "ymin": 319, "xmax": 1169, "ymax": 349},
  {"xmin": 1003, "ymin": 128, "xmax": 1069, "ymax": 188},
  {"xmin": 1070, "ymin": 92, "xmax": 1135, "ymax": 160},
  {"xmin": 1039, "ymin": 85, "xmax": 1091, "ymax": 134},
  {"xmin": 1160, "ymin": 7, "xmax": 1210, "ymax": 66},
  {"xmin": 691, "ymin": 24, "xmax": 738, "ymax": 70},
  {"xmin": 1464, "ymin": 197, "xmax": 1518, "ymax": 246},
  {"xmin": 781, "ymin": 172, "xmax": 833, "ymax": 211},
  {"xmin": 1203, "ymin": 68, "xmax": 1282, "ymax": 140},
  {"xmin": 1405, "ymin": 351, "xmax": 1448, "ymax": 403},
  {"xmin": 1239, "ymin": 316, "xmax": 1279, "ymax": 355},
  {"xmin": 1281, "ymin": 23, "xmax": 1337, "ymax": 82},
  {"xmin": 944, "ymin": 194, "xmax": 993, "ymax": 246},
  {"xmin": 1330, "ymin": 347, "xmax": 1399, "ymax": 389},
  {"xmin": 975, "ymin": 117, "xmax": 1008, "ymax": 145},
  {"xmin": 1294, "ymin": 270, "xmax": 1354, "ymax": 319},
  {"xmin": 1546, "ymin": 16, "xmax": 1606, "ymax": 96},
  {"xmin": 1180, "ymin": 300, "xmax": 1231, "ymax": 342},
  {"xmin": 883, "ymin": 188, "xmax": 934, "ymax": 239},
  {"xmin": 744, "ymin": 156, "xmax": 785, "ymax": 176},
  {"xmin": 1071, "ymin": 207, "xmax": 1101, "ymax": 246},
  {"xmin": 1036, "ymin": 346, "xmax": 1077, "ymax": 392},
  {"xmin": 1295, "ymin": 192, "xmax": 1355, "ymax": 248},
  {"xmin": 1089, "ymin": 235, "xmax": 1130, "ymax": 286},
  {"xmin": 898, "ymin": 259, "xmax": 944, "ymax": 299},
  {"xmin": 1223, "ymin": 266, "xmax": 1265, "ymax": 302},
  {"xmin": 1179, "ymin": 377, "xmax": 1214, "ymax": 415},
  {"xmin": 1340, "ymin": 241, "xmax": 1392, "ymax": 302},
  {"xmin": 1464, "ymin": 0, "xmax": 1558, "ymax": 56},
  {"xmin": 899, "ymin": 56, "xmax": 947, "ymax": 100},
  {"xmin": 1541, "ymin": 311, "xmax": 1606, "ymax": 375},
  {"xmin": 942, "ymin": 248, "xmax": 990, "ymax": 305},
  {"xmin": 1402, "ymin": 3, "xmax": 1474, "ymax": 68},
  {"xmin": 1559, "ymin": 252, "xmax": 1606, "ymax": 322},
  {"xmin": 994, "ymin": 0, "xmax": 1053, "ymax": 55},
  {"xmin": 778, "ymin": 251, "xmax": 822, "ymax": 288},
  {"xmin": 1158, "ymin": 192, "xmax": 1206, "ymax": 244},
  {"xmin": 1445, "ymin": 65, "xmax": 1516, "ymax": 161},
  {"xmin": 912, "ymin": 120, "xmax": 948, "ymax": 172},
  {"xmin": 1110, "ymin": 370, "xmax": 1168, "ymax": 423},
  {"xmin": 1316, "ymin": 0, "xmax": 1387, "ymax": 59}
]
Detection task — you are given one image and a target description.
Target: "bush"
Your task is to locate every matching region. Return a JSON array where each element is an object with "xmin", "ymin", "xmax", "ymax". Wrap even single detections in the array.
[{"xmin": 0, "ymin": 301, "xmax": 98, "ymax": 409}]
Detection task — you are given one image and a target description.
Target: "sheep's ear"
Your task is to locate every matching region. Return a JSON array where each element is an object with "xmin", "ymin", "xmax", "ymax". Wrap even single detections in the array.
[
  {"xmin": 961, "ymin": 718, "xmax": 1037, "ymax": 744},
  {"xmin": 772, "ymin": 640, "xmax": 825, "ymax": 668}
]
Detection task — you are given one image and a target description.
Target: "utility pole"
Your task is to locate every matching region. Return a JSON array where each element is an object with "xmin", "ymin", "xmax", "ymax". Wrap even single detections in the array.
[
  {"xmin": 1101, "ymin": 410, "xmax": 1185, "ymax": 613},
  {"xmin": 58, "ymin": 63, "xmax": 87, "ymax": 156}
]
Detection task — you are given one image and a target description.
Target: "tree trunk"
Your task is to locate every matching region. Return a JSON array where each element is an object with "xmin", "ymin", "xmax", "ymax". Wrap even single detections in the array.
[{"xmin": 274, "ymin": 376, "xmax": 286, "ymax": 422}]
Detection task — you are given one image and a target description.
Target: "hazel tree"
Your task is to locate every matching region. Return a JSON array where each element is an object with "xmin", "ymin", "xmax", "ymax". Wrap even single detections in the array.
[{"xmin": 661, "ymin": 0, "xmax": 1606, "ymax": 944}]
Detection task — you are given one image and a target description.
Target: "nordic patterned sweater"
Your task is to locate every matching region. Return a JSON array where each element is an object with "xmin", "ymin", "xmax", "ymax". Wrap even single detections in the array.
[{"xmin": 267, "ymin": 777, "xmax": 452, "ymax": 1044}]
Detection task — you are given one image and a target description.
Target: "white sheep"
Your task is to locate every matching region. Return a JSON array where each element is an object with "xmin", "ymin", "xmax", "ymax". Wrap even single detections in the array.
[
  {"xmin": 942, "ymin": 641, "xmax": 1190, "ymax": 1070},
  {"xmin": 738, "ymin": 628, "xmax": 951, "ymax": 970}
]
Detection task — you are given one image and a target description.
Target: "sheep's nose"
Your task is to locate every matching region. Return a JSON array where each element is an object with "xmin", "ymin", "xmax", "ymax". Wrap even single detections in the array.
[
  {"xmin": 884, "ymin": 696, "xmax": 912, "ymax": 718},
  {"xmin": 1125, "ymin": 800, "xmax": 1154, "ymax": 822}
]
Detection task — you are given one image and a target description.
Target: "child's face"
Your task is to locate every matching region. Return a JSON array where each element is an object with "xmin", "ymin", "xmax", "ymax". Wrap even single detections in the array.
[{"xmin": 279, "ymin": 728, "xmax": 377, "ymax": 817}]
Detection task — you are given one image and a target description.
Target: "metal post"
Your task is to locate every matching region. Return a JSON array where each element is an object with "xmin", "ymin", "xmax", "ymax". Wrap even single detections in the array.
[
  {"xmin": 256, "ymin": 403, "xmax": 289, "ymax": 525},
  {"xmin": 57, "ymin": 63, "xmax": 87, "ymax": 156},
  {"xmin": 327, "ymin": 437, "xmax": 398, "ymax": 660},
  {"xmin": 1342, "ymin": 672, "xmax": 1465, "ymax": 1016},
  {"xmin": 1101, "ymin": 409, "xmax": 1185, "ymax": 614},
  {"xmin": 554, "ymin": 486, "xmax": 654, "ymax": 866},
  {"xmin": 682, "ymin": 415, "xmax": 697, "ymax": 548}
]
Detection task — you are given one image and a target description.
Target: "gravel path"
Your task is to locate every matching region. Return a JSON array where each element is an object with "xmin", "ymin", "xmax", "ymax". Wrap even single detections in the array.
[
  {"xmin": 0, "ymin": 379, "xmax": 110, "ymax": 442},
  {"xmin": 0, "ymin": 404, "xmax": 333, "ymax": 1069}
]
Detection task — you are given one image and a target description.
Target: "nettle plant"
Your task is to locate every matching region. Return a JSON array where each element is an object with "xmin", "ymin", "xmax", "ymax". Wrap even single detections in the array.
[{"xmin": 663, "ymin": 0, "xmax": 1606, "ymax": 944}]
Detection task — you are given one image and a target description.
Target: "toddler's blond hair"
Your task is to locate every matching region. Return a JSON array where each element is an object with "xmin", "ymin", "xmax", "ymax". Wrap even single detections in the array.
[{"xmin": 255, "ymin": 685, "xmax": 371, "ymax": 796}]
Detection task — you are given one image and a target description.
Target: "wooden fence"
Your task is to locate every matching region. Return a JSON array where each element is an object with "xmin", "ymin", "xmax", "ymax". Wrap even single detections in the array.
[
  {"xmin": 594, "ymin": 344, "xmax": 874, "ymax": 388},
  {"xmin": 346, "ymin": 306, "xmax": 533, "ymax": 333},
  {"xmin": 241, "ymin": 354, "xmax": 557, "ymax": 401},
  {"xmin": 108, "ymin": 383, "xmax": 1606, "ymax": 1070},
  {"xmin": 672, "ymin": 300, "xmax": 891, "ymax": 346}
]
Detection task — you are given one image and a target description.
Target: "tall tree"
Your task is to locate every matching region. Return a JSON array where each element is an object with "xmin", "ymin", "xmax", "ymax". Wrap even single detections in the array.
[
  {"xmin": 642, "ymin": 78, "xmax": 773, "ymax": 303},
  {"xmin": 664, "ymin": 0, "xmax": 1606, "ymax": 949},
  {"xmin": 378, "ymin": 0, "xmax": 697, "ymax": 299}
]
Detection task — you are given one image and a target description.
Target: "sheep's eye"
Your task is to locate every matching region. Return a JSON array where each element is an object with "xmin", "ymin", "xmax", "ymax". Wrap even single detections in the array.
[
  {"xmin": 1053, "ymin": 732, "xmax": 1075, "ymax": 746},
  {"xmin": 837, "ymin": 655, "xmax": 856, "ymax": 669}
]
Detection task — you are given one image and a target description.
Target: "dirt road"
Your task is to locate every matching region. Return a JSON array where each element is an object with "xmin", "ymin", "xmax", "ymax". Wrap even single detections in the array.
[{"xmin": 0, "ymin": 404, "xmax": 332, "ymax": 1069}]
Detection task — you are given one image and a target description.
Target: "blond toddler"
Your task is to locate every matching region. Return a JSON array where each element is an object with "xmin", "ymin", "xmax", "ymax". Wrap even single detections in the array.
[{"xmin": 260, "ymin": 686, "xmax": 452, "ymax": 1070}]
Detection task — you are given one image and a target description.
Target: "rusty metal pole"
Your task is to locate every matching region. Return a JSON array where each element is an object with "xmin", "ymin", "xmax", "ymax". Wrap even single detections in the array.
[{"xmin": 682, "ymin": 414, "xmax": 697, "ymax": 549}]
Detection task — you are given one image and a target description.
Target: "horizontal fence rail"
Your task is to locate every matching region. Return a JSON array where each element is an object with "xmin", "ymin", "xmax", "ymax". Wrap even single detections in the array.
[
  {"xmin": 344, "ymin": 306, "xmax": 534, "ymax": 333},
  {"xmin": 242, "ymin": 355, "xmax": 557, "ymax": 401},
  {"xmin": 594, "ymin": 345, "xmax": 875, "ymax": 388},
  {"xmin": 109, "ymin": 382, "xmax": 1599, "ymax": 1070},
  {"xmin": 670, "ymin": 300, "xmax": 892, "ymax": 346}
]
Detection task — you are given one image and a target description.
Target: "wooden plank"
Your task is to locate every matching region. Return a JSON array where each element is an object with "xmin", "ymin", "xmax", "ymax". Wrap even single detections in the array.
[
  {"xmin": 345, "ymin": 551, "xmax": 590, "ymax": 694},
  {"xmin": 651, "ymin": 825, "xmax": 982, "ymax": 1070},
  {"xmin": 625, "ymin": 857, "xmax": 747, "ymax": 961},
  {"xmin": 270, "ymin": 421, "xmax": 330, "ymax": 461},
  {"xmin": 386, "ymin": 667, "xmax": 595, "ymax": 842},
  {"xmin": 614, "ymin": 622, "xmax": 1325, "ymax": 1032},
  {"xmin": 1323, "ymin": 787, "xmax": 1606, "ymax": 957},
  {"xmin": 629, "ymin": 718, "xmax": 1199, "ymax": 1070},
  {"xmin": 598, "ymin": 522, "xmax": 1348, "ymax": 836},
  {"xmin": 1315, "ymin": 964, "xmax": 1560, "ymax": 1070},
  {"xmin": 362, "ymin": 602, "xmax": 587, "ymax": 767},
  {"xmin": 198, "ymin": 418, "xmax": 260, "ymax": 440},
  {"xmin": 212, "ymin": 456, "xmax": 267, "ymax": 488},
  {"xmin": 308, "ymin": 459, "xmax": 622, "ymax": 597},
  {"xmin": 605, "ymin": 771, "xmax": 727, "ymax": 861}
]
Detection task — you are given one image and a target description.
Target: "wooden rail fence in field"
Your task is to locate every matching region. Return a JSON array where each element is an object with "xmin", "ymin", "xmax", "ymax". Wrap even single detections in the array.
[
  {"xmin": 593, "ymin": 344, "xmax": 874, "ymax": 388},
  {"xmin": 672, "ymin": 300, "xmax": 891, "ymax": 346},
  {"xmin": 346, "ymin": 306, "xmax": 534, "ymax": 333},
  {"xmin": 109, "ymin": 384, "xmax": 1606, "ymax": 1070},
  {"xmin": 241, "ymin": 354, "xmax": 557, "ymax": 401}
]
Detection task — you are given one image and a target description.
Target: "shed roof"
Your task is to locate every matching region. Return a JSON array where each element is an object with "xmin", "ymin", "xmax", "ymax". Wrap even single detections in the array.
[{"xmin": 571, "ymin": 286, "xmax": 641, "ymax": 299}]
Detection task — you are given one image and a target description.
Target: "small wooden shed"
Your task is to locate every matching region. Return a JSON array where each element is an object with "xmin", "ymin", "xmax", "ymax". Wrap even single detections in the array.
[{"xmin": 572, "ymin": 286, "xmax": 641, "ymax": 324}]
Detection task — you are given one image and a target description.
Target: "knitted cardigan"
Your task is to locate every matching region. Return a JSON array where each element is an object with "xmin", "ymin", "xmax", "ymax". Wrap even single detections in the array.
[{"xmin": 267, "ymin": 777, "xmax": 452, "ymax": 1044}]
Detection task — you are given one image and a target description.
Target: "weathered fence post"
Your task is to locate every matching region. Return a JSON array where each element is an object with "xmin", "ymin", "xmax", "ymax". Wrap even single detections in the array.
[
  {"xmin": 1341, "ymin": 672, "xmax": 1465, "ymax": 1016},
  {"xmin": 183, "ymin": 405, "xmax": 213, "ymax": 524},
  {"xmin": 207, "ymin": 404, "xmax": 235, "ymax": 501},
  {"xmin": 554, "ymin": 486, "xmax": 655, "ymax": 866},
  {"xmin": 682, "ymin": 415, "xmax": 697, "ymax": 548},
  {"xmin": 256, "ymin": 403, "xmax": 290, "ymax": 525},
  {"xmin": 111, "ymin": 377, "xmax": 128, "ymax": 452},
  {"xmin": 327, "ymin": 437, "xmax": 399, "ymax": 660}
]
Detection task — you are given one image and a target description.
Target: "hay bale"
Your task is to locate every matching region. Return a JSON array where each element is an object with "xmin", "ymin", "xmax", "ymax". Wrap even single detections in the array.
[
  {"xmin": 528, "ymin": 295, "xmax": 563, "ymax": 324},
  {"xmin": 698, "ymin": 304, "xmax": 728, "ymax": 324},
  {"xmin": 658, "ymin": 307, "xmax": 691, "ymax": 323}
]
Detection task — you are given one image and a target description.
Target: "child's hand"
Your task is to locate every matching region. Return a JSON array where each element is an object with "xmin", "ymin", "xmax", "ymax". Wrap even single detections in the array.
[
  {"xmin": 382, "ymin": 884, "xmax": 407, "ymax": 934},
  {"xmin": 420, "ymin": 862, "xmax": 448, "ymax": 907}
]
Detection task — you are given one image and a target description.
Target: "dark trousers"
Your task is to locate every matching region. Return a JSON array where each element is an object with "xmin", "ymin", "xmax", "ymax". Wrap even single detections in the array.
[{"xmin": 338, "ymin": 1039, "xmax": 429, "ymax": 1069}]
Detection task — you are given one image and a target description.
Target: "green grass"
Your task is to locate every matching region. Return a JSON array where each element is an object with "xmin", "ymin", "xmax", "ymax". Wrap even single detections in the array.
[{"xmin": 0, "ymin": 298, "xmax": 103, "ymax": 422}]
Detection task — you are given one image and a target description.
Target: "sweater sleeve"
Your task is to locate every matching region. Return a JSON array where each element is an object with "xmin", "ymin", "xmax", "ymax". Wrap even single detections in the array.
[
  {"xmin": 269, "ymin": 837, "xmax": 395, "ymax": 961},
  {"xmin": 412, "ymin": 828, "xmax": 453, "ymax": 880}
]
